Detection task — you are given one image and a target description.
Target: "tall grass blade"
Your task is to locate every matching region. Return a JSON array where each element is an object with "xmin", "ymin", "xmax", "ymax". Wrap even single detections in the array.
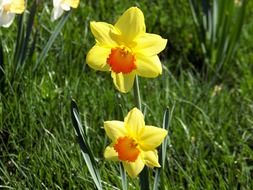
[
  {"xmin": 188, "ymin": 0, "xmax": 248, "ymax": 81},
  {"xmin": 223, "ymin": 0, "xmax": 247, "ymax": 70},
  {"xmin": 139, "ymin": 166, "xmax": 149, "ymax": 190},
  {"xmin": 153, "ymin": 107, "xmax": 172, "ymax": 190},
  {"xmin": 28, "ymin": 30, "xmax": 38, "ymax": 60},
  {"xmin": 119, "ymin": 163, "xmax": 127, "ymax": 190},
  {"xmin": 19, "ymin": 0, "xmax": 37, "ymax": 66},
  {"xmin": 13, "ymin": 15, "xmax": 24, "ymax": 68},
  {"xmin": 134, "ymin": 76, "xmax": 149, "ymax": 190},
  {"xmin": 11, "ymin": 1, "xmax": 37, "ymax": 82},
  {"xmin": 33, "ymin": 11, "xmax": 71, "ymax": 72},
  {"xmin": 0, "ymin": 41, "xmax": 4, "ymax": 94},
  {"xmin": 70, "ymin": 100, "xmax": 103, "ymax": 190}
]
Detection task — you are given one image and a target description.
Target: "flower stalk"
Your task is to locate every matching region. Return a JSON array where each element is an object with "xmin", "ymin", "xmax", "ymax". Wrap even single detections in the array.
[
  {"xmin": 133, "ymin": 76, "xmax": 142, "ymax": 111},
  {"xmin": 133, "ymin": 76, "xmax": 150, "ymax": 190}
]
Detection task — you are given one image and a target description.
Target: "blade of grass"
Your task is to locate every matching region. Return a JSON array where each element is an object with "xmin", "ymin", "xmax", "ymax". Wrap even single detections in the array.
[
  {"xmin": 223, "ymin": 0, "xmax": 247, "ymax": 69},
  {"xmin": 11, "ymin": 2, "xmax": 37, "ymax": 82},
  {"xmin": 70, "ymin": 99, "xmax": 103, "ymax": 190},
  {"xmin": 19, "ymin": 0, "xmax": 38, "ymax": 67},
  {"xmin": 119, "ymin": 163, "xmax": 127, "ymax": 190},
  {"xmin": 134, "ymin": 76, "xmax": 149, "ymax": 190},
  {"xmin": 153, "ymin": 106, "xmax": 174, "ymax": 190},
  {"xmin": 0, "ymin": 186, "xmax": 15, "ymax": 190},
  {"xmin": 139, "ymin": 167, "xmax": 149, "ymax": 190},
  {"xmin": 13, "ymin": 14, "xmax": 24, "ymax": 67},
  {"xmin": 0, "ymin": 41, "xmax": 4, "ymax": 94},
  {"xmin": 189, "ymin": 0, "xmax": 247, "ymax": 82},
  {"xmin": 33, "ymin": 11, "xmax": 71, "ymax": 72}
]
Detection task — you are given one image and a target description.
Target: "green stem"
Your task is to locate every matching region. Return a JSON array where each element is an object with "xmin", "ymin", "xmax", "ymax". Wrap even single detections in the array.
[
  {"xmin": 119, "ymin": 162, "xmax": 128, "ymax": 190},
  {"xmin": 139, "ymin": 167, "xmax": 150, "ymax": 190},
  {"xmin": 133, "ymin": 76, "xmax": 149, "ymax": 190},
  {"xmin": 0, "ymin": 40, "xmax": 4, "ymax": 95},
  {"xmin": 133, "ymin": 76, "xmax": 142, "ymax": 111}
]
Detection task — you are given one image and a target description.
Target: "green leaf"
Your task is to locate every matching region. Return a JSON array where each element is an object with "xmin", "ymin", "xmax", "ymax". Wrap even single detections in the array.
[
  {"xmin": 70, "ymin": 100, "xmax": 103, "ymax": 190},
  {"xmin": 139, "ymin": 166, "xmax": 149, "ymax": 190},
  {"xmin": 153, "ymin": 106, "xmax": 174, "ymax": 190},
  {"xmin": 19, "ymin": 0, "xmax": 37, "ymax": 66},
  {"xmin": 188, "ymin": 0, "xmax": 248, "ymax": 81},
  {"xmin": 0, "ymin": 41, "xmax": 4, "ymax": 94},
  {"xmin": 13, "ymin": 14, "xmax": 25, "ymax": 67},
  {"xmin": 33, "ymin": 11, "xmax": 71, "ymax": 72},
  {"xmin": 11, "ymin": 1, "xmax": 37, "ymax": 79},
  {"xmin": 119, "ymin": 163, "xmax": 127, "ymax": 190}
]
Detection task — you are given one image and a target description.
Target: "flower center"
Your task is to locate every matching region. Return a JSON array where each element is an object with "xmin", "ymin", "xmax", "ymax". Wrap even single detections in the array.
[
  {"xmin": 114, "ymin": 136, "xmax": 140, "ymax": 162},
  {"xmin": 107, "ymin": 47, "xmax": 136, "ymax": 74}
]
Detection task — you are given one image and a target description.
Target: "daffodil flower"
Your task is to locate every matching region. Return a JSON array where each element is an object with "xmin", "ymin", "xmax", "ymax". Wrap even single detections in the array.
[
  {"xmin": 51, "ymin": 0, "xmax": 79, "ymax": 21},
  {"xmin": 86, "ymin": 7, "xmax": 167, "ymax": 93},
  {"xmin": 104, "ymin": 108, "xmax": 168, "ymax": 178},
  {"xmin": 0, "ymin": 0, "xmax": 25, "ymax": 28}
]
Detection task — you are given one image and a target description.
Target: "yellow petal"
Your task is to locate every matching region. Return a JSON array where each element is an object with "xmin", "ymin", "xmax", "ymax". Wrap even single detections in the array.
[
  {"xmin": 123, "ymin": 156, "xmax": 145, "ymax": 178},
  {"xmin": 139, "ymin": 125, "xmax": 167, "ymax": 151},
  {"xmin": 124, "ymin": 108, "xmax": 145, "ymax": 138},
  {"xmin": 104, "ymin": 145, "xmax": 119, "ymax": 161},
  {"xmin": 10, "ymin": 0, "xmax": 25, "ymax": 14},
  {"xmin": 142, "ymin": 150, "xmax": 160, "ymax": 168},
  {"xmin": 135, "ymin": 54, "xmax": 162, "ymax": 78},
  {"xmin": 115, "ymin": 7, "xmax": 145, "ymax": 43},
  {"xmin": 104, "ymin": 121, "xmax": 126, "ymax": 141},
  {"xmin": 134, "ymin": 33, "xmax": 167, "ymax": 56},
  {"xmin": 90, "ymin": 22, "xmax": 119, "ymax": 47},
  {"xmin": 111, "ymin": 72, "xmax": 135, "ymax": 93},
  {"xmin": 86, "ymin": 45, "xmax": 110, "ymax": 71},
  {"xmin": 64, "ymin": 0, "xmax": 80, "ymax": 8}
]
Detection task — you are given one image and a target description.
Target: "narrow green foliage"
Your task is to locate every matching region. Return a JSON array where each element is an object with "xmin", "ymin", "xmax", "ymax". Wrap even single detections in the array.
[
  {"xmin": 0, "ymin": 41, "xmax": 4, "ymax": 94},
  {"xmin": 189, "ymin": 0, "xmax": 248, "ymax": 81},
  {"xmin": 133, "ymin": 76, "xmax": 142, "ymax": 111},
  {"xmin": 33, "ymin": 11, "xmax": 71, "ymax": 72},
  {"xmin": 13, "ymin": 1, "xmax": 37, "ymax": 70},
  {"xmin": 70, "ymin": 100, "xmax": 103, "ymax": 190},
  {"xmin": 119, "ymin": 163, "xmax": 128, "ymax": 190},
  {"xmin": 153, "ymin": 106, "xmax": 174, "ymax": 190},
  {"xmin": 19, "ymin": 1, "xmax": 38, "ymax": 66},
  {"xmin": 13, "ymin": 15, "xmax": 25, "ymax": 68},
  {"xmin": 134, "ymin": 76, "xmax": 150, "ymax": 190},
  {"xmin": 139, "ymin": 166, "xmax": 150, "ymax": 190},
  {"xmin": 161, "ymin": 106, "xmax": 174, "ymax": 167}
]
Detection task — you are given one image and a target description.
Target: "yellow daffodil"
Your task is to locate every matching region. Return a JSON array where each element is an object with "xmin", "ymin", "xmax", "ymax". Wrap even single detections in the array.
[
  {"xmin": 104, "ymin": 108, "xmax": 168, "ymax": 178},
  {"xmin": 0, "ymin": 0, "xmax": 25, "ymax": 28},
  {"xmin": 51, "ymin": 0, "xmax": 79, "ymax": 21},
  {"xmin": 86, "ymin": 7, "xmax": 167, "ymax": 93}
]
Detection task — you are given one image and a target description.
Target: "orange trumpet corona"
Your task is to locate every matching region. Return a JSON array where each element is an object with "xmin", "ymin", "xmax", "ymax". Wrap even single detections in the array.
[
  {"xmin": 114, "ymin": 136, "xmax": 140, "ymax": 162},
  {"xmin": 107, "ymin": 47, "xmax": 136, "ymax": 74}
]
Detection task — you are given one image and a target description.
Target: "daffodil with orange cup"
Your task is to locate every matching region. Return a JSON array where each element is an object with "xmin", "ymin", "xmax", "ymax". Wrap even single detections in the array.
[
  {"xmin": 104, "ymin": 108, "xmax": 168, "ymax": 178},
  {"xmin": 86, "ymin": 7, "xmax": 167, "ymax": 93}
]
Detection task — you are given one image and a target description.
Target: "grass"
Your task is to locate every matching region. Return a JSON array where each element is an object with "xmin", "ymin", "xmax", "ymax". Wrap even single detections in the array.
[{"xmin": 1, "ymin": 0, "xmax": 253, "ymax": 189}]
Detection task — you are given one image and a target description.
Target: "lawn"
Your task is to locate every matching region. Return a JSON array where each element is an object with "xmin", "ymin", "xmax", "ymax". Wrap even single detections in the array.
[{"xmin": 1, "ymin": 0, "xmax": 253, "ymax": 189}]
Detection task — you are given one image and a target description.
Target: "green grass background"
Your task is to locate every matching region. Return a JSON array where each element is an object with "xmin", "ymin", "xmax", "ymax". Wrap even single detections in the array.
[{"xmin": 1, "ymin": 0, "xmax": 253, "ymax": 189}]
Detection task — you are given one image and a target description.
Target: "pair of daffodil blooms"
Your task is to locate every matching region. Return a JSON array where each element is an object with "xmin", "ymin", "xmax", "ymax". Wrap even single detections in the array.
[
  {"xmin": 0, "ymin": 0, "xmax": 79, "ymax": 27},
  {"xmin": 1, "ymin": 1, "xmax": 168, "ymax": 177},
  {"xmin": 86, "ymin": 7, "xmax": 168, "ymax": 177}
]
